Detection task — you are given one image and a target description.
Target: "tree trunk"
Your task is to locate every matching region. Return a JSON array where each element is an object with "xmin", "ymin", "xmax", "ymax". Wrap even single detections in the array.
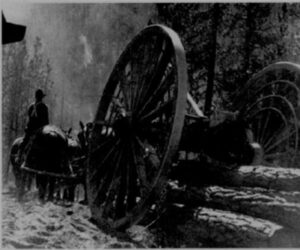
[
  {"xmin": 170, "ymin": 160, "xmax": 300, "ymax": 191},
  {"xmin": 242, "ymin": 3, "xmax": 255, "ymax": 81},
  {"xmin": 204, "ymin": 3, "xmax": 220, "ymax": 116},
  {"xmin": 167, "ymin": 184, "xmax": 300, "ymax": 231},
  {"xmin": 161, "ymin": 204, "xmax": 298, "ymax": 247}
]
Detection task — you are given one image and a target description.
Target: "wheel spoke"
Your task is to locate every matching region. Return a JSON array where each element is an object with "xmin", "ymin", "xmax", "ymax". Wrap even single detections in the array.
[
  {"xmin": 140, "ymin": 99, "xmax": 174, "ymax": 124},
  {"xmin": 137, "ymin": 66, "xmax": 175, "ymax": 118},
  {"xmin": 124, "ymin": 148, "xmax": 134, "ymax": 213},
  {"xmin": 119, "ymin": 70, "xmax": 131, "ymax": 111},
  {"xmin": 115, "ymin": 168, "xmax": 127, "ymax": 219},
  {"xmin": 106, "ymin": 88, "xmax": 123, "ymax": 123},
  {"xmin": 101, "ymin": 147, "xmax": 124, "ymax": 217},
  {"xmin": 124, "ymin": 145, "xmax": 139, "ymax": 212},
  {"xmin": 89, "ymin": 139, "xmax": 121, "ymax": 183},
  {"xmin": 90, "ymin": 137, "xmax": 116, "ymax": 156},
  {"xmin": 132, "ymin": 51, "xmax": 154, "ymax": 111},
  {"xmin": 134, "ymin": 36, "xmax": 166, "ymax": 111},
  {"xmin": 258, "ymin": 111, "xmax": 274, "ymax": 144},
  {"xmin": 94, "ymin": 143, "xmax": 124, "ymax": 206},
  {"xmin": 131, "ymin": 44, "xmax": 152, "ymax": 112},
  {"xmin": 261, "ymin": 122, "xmax": 286, "ymax": 149},
  {"xmin": 132, "ymin": 137, "xmax": 152, "ymax": 192},
  {"xmin": 137, "ymin": 42, "xmax": 172, "ymax": 113},
  {"xmin": 253, "ymin": 111, "xmax": 270, "ymax": 144},
  {"xmin": 264, "ymin": 128, "xmax": 296, "ymax": 154}
]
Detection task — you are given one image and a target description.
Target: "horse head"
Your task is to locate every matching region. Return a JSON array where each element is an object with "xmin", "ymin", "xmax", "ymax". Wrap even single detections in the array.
[{"xmin": 77, "ymin": 121, "xmax": 93, "ymax": 154}]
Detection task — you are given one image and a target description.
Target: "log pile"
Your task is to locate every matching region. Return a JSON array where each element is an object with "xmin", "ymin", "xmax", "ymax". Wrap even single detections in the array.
[
  {"xmin": 170, "ymin": 160, "xmax": 300, "ymax": 190},
  {"xmin": 153, "ymin": 161, "xmax": 300, "ymax": 247},
  {"xmin": 164, "ymin": 205, "xmax": 295, "ymax": 247}
]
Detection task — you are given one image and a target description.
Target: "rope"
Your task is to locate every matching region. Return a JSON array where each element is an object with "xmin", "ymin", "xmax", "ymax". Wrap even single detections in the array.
[{"xmin": 20, "ymin": 165, "xmax": 83, "ymax": 180}]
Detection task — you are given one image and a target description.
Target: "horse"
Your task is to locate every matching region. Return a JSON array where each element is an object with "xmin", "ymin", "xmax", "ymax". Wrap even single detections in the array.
[
  {"xmin": 9, "ymin": 125, "xmax": 74, "ymax": 201},
  {"xmin": 57, "ymin": 121, "xmax": 93, "ymax": 204},
  {"xmin": 60, "ymin": 128, "xmax": 86, "ymax": 203},
  {"xmin": 10, "ymin": 137, "xmax": 28, "ymax": 190},
  {"xmin": 9, "ymin": 122, "xmax": 94, "ymax": 204}
]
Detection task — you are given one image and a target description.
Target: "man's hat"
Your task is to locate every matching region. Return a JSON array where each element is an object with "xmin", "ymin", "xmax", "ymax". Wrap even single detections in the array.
[{"xmin": 35, "ymin": 89, "xmax": 46, "ymax": 99}]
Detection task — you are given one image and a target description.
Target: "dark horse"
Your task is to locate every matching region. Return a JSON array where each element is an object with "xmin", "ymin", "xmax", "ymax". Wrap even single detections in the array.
[
  {"xmin": 52, "ymin": 121, "xmax": 92, "ymax": 203},
  {"xmin": 10, "ymin": 125, "xmax": 74, "ymax": 200},
  {"xmin": 10, "ymin": 122, "xmax": 92, "ymax": 202},
  {"xmin": 10, "ymin": 137, "xmax": 27, "ymax": 190}
]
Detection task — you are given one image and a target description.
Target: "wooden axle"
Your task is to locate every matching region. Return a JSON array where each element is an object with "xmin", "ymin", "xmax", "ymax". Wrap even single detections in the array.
[{"xmin": 187, "ymin": 92, "xmax": 205, "ymax": 118}]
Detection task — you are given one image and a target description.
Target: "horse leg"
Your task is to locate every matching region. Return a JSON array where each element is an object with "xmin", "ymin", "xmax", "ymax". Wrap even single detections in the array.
[
  {"xmin": 79, "ymin": 177, "xmax": 88, "ymax": 205},
  {"xmin": 64, "ymin": 186, "xmax": 72, "ymax": 202},
  {"xmin": 83, "ymin": 176, "xmax": 88, "ymax": 203},
  {"xmin": 68, "ymin": 185, "xmax": 75, "ymax": 202},
  {"xmin": 37, "ymin": 175, "xmax": 47, "ymax": 200},
  {"xmin": 12, "ymin": 164, "xmax": 21, "ymax": 189},
  {"xmin": 25, "ymin": 173, "xmax": 34, "ymax": 191},
  {"xmin": 47, "ymin": 177, "xmax": 55, "ymax": 201},
  {"xmin": 17, "ymin": 170, "xmax": 26, "ymax": 201}
]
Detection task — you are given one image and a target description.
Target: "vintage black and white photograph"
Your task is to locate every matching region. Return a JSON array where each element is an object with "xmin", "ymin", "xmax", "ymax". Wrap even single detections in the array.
[{"xmin": 2, "ymin": 1, "xmax": 300, "ymax": 248}]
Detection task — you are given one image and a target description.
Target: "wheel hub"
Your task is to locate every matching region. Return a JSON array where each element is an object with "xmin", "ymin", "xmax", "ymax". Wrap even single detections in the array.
[{"xmin": 113, "ymin": 115, "xmax": 135, "ymax": 139}]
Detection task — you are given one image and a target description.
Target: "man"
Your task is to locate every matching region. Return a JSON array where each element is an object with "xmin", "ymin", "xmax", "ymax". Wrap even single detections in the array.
[
  {"xmin": 26, "ymin": 89, "xmax": 49, "ymax": 133},
  {"xmin": 17, "ymin": 89, "xmax": 49, "ymax": 163}
]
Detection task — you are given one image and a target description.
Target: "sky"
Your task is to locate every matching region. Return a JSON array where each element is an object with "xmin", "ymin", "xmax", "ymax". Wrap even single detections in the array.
[
  {"xmin": 2, "ymin": 1, "xmax": 32, "ymax": 24},
  {"xmin": 2, "ymin": 1, "xmax": 155, "ymax": 129}
]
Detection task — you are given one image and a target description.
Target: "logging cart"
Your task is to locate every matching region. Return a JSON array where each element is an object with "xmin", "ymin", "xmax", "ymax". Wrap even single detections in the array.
[{"xmin": 86, "ymin": 24, "xmax": 300, "ymax": 231}]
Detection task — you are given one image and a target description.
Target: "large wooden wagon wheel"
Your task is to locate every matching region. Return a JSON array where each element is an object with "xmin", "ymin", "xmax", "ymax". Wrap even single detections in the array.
[
  {"xmin": 87, "ymin": 25, "xmax": 188, "ymax": 230},
  {"xmin": 235, "ymin": 62, "xmax": 300, "ymax": 168}
]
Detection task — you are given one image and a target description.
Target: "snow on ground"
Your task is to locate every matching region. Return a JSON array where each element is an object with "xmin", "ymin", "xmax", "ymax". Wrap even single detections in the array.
[{"xmin": 2, "ymin": 185, "xmax": 138, "ymax": 249}]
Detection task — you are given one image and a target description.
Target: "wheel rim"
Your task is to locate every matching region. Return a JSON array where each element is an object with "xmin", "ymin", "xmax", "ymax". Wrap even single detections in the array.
[
  {"xmin": 236, "ymin": 62, "xmax": 300, "ymax": 116},
  {"xmin": 241, "ymin": 95, "xmax": 298, "ymax": 167},
  {"xmin": 87, "ymin": 25, "xmax": 188, "ymax": 229},
  {"xmin": 235, "ymin": 62, "xmax": 300, "ymax": 168}
]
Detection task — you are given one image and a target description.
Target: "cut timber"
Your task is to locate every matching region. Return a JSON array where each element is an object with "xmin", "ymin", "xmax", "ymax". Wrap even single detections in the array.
[
  {"xmin": 167, "ymin": 184, "xmax": 300, "ymax": 231},
  {"xmin": 223, "ymin": 165, "xmax": 300, "ymax": 191},
  {"xmin": 170, "ymin": 160, "xmax": 300, "ymax": 191},
  {"xmin": 246, "ymin": 187, "xmax": 300, "ymax": 203},
  {"xmin": 161, "ymin": 204, "xmax": 297, "ymax": 247}
]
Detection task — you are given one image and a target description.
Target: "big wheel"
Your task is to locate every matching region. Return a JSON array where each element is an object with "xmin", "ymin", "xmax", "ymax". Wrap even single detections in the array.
[
  {"xmin": 235, "ymin": 62, "xmax": 300, "ymax": 168},
  {"xmin": 87, "ymin": 25, "xmax": 188, "ymax": 230}
]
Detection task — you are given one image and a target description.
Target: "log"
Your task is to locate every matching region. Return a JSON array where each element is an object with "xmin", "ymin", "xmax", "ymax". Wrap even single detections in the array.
[
  {"xmin": 245, "ymin": 187, "xmax": 300, "ymax": 203},
  {"xmin": 170, "ymin": 160, "xmax": 300, "ymax": 191},
  {"xmin": 167, "ymin": 184, "xmax": 300, "ymax": 231},
  {"xmin": 223, "ymin": 165, "xmax": 300, "ymax": 190},
  {"xmin": 158, "ymin": 204, "xmax": 298, "ymax": 247}
]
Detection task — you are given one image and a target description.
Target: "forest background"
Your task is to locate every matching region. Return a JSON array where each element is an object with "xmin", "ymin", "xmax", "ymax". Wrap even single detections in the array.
[{"xmin": 2, "ymin": 3, "xmax": 300, "ymax": 179}]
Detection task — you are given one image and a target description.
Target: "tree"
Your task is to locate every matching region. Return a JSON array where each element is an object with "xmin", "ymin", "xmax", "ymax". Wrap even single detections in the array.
[
  {"xmin": 2, "ymin": 36, "xmax": 54, "ymax": 181},
  {"xmin": 155, "ymin": 3, "xmax": 300, "ymax": 111}
]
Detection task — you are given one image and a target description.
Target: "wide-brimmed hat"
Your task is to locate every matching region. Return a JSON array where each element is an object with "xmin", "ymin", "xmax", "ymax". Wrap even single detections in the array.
[{"xmin": 35, "ymin": 89, "xmax": 46, "ymax": 99}]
